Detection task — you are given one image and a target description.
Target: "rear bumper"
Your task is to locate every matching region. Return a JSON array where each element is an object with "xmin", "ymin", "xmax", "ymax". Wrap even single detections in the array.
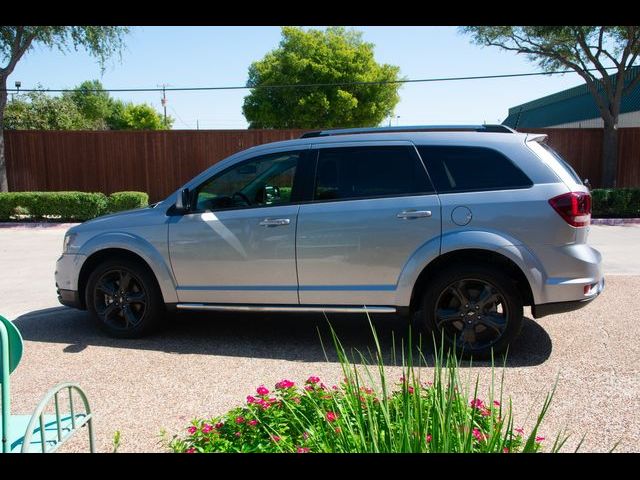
[{"xmin": 532, "ymin": 276, "xmax": 604, "ymax": 319}]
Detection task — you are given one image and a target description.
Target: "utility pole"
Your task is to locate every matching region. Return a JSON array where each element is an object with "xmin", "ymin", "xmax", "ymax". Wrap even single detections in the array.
[{"xmin": 157, "ymin": 83, "xmax": 171, "ymax": 127}]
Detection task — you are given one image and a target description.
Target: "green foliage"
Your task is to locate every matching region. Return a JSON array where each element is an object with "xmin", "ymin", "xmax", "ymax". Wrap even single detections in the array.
[
  {"xmin": 63, "ymin": 80, "xmax": 112, "ymax": 126},
  {"xmin": 107, "ymin": 191, "xmax": 149, "ymax": 213},
  {"xmin": 461, "ymin": 27, "xmax": 640, "ymax": 74},
  {"xmin": 242, "ymin": 27, "xmax": 402, "ymax": 129},
  {"xmin": 592, "ymin": 188, "xmax": 640, "ymax": 217},
  {"xmin": 4, "ymin": 81, "xmax": 171, "ymax": 131},
  {"xmin": 116, "ymin": 103, "xmax": 173, "ymax": 130},
  {"xmin": 0, "ymin": 191, "xmax": 148, "ymax": 221},
  {"xmin": 5, "ymin": 90, "xmax": 95, "ymax": 130},
  {"xmin": 0, "ymin": 26, "xmax": 130, "ymax": 71},
  {"xmin": 165, "ymin": 322, "xmax": 568, "ymax": 454}
]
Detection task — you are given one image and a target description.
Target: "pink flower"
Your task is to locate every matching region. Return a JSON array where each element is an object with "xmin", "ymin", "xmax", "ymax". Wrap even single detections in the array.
[
  {"xmin": 480, "ymin": 408, "xmax": 491, "ymax": 417},
  {"xmin": 334, "ymin": 427, "xmax": 342, "ymax": 434},
  {"xmin": 302, "ymin": 432, "xmax": 309, "ymax": 440},
  {"xmin": 275, "ymin": 379, "xmax": 295, "ymax": 389},
  {"xmin": 293, "ymin": 397, "xmax": 301, "ymax": 404},
  {"xmin": 248, "ymin": 420, "xmax": 258, "ymax": 426},
  {"xmin": 235, "ymin": 432, "xmax": 241, "ymax": 438},
  {"xmin": 297, "ymin": 447, "xmax": 310, "ymax": 453},
  {"xmin": 326, "ymin": 411, "xmax": 338, "ymax": 423},
  {"xmin": 235, "ymin": 416, "xmax": 245, "ymax": 424},
  {"xmin": 271, "ymin": 435, "xmax": 281, "ymax": 442},
  {"xmin": 426, "ymin": 434, "xmax": 432, "ymax": 443},
  {"xmin": 470, "ymin": 398, "xmax": 485, "ymax": 409},
  {"xmin": 399, "ymin": 375, "xmax": 406, "ymax": 383},
  {"xmin": 493, "ymin": 400, "xmax": 501, "ymax": 407},
  {"xmin": 320, "ymin": 383, "xmax": 327, "ymax": 390},
  {"xmin": 472, "ymin": 428, "xmax": 487, "ymax": 442},
  {"xmin": 503, "ymin": 447, "xmax": 509, "ymax": 453},
  {"xmin": 256, "ymin": 385, "xmax": 269, "ymax": 396},
  {"xmin": 187, "ymin": 426, "xmax": 197, "ymax": 435},
  {"xmin": 201, "ymin": 424, "xmax": 213, "ymax": 434},
  {"xmin": 214, "ymin": 422, "xmax": 224, "ymax": 430},
  {"xmin": 535, "ymin": 436, "xmax": 545, "ymax": 443},
  {"xmin": 246, "ymin": 395, "xmax": 256, "ymax": 404},
  {"xmin": 306, "ymin": 376, "xmax": 320, "ymax": 384},
  {"xmin": 514, "ymin": 427, "xmax": 525, "ymax": 436},
  {"xmin": 186, "ymin": 447, "xmax": 196, "ymax": 453},
  {"xmin": 304, "ymin": 385, "xmax": 314, "ymax": 392},
  {"xmin": 407, "ymin": 386, "xmax": 415, "ymax": 394},
  {"xmin": 332, "ymin": 385, "xmax": 339, "ymax": 390}
]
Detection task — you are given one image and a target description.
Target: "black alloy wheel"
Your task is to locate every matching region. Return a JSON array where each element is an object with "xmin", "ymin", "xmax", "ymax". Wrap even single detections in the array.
[
  {"xmin": 86, "ymin": 259, "xmax": 163, "ymax": 338},
  {"xmin": 421, "ymin": 265, "xmax": 523, "ymax": 358}
]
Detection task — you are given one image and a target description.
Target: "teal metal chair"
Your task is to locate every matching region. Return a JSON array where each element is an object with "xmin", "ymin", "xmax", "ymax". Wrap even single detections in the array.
[{"xmin": 1, "ymin": 315, "xmax": 95, "ymax": 453}]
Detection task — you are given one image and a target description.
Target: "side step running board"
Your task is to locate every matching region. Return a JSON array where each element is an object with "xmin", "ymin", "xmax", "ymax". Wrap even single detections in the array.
[{"xmin": 176, "ymin": 304, "xmax": 397, "ymax": 314}]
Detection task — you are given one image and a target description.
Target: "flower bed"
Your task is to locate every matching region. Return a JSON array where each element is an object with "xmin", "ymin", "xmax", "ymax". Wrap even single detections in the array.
[{"xmin": 166, "ymin": 324, "xmax": 558, "ymax": 454}]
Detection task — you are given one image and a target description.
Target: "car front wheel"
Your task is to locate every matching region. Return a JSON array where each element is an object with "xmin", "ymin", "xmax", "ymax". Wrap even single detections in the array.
[{"xmin": 86, "ymin": 258, "xmax": 164, "ymax": 338}]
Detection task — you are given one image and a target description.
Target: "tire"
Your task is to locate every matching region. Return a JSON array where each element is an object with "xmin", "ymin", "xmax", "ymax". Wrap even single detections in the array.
[
  {"xmin": 419, "ymin": 264, "xmax": 523, "ymax": 359},
  {"xmin": 85, "ymin": 258, "xmax": 165, "ymax": 338}
]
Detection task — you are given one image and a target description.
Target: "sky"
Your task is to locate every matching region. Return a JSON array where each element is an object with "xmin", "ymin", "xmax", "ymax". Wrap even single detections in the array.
[{"xmin": 8, "ymin": 26, "xmax": 594, "ymax": 129}]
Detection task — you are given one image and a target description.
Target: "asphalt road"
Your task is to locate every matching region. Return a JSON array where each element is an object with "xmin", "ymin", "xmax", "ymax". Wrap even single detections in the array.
[{"xmin": 1, "ymin": 224, "xmax": 639, "ymax": 452}]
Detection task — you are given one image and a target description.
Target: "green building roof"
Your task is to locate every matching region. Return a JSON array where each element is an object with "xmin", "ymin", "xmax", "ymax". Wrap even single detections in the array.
[{"xmin": 503, "ymin": 66, "xmax": 640, "ymax": 128}]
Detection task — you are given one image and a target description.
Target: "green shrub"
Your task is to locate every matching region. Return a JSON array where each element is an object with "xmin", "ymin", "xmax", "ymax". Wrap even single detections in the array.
[
  {"xmin": 591, "ymin": 188, "xmax": 640, "ymax": 218},
  {"xmin": 165, "ymin": 323, "xmax": 574, "ymax": 454},
  {"xmin": 107, "ymin": 191, "xmax": 149, "ymax": 213},
  {"xmin": 0, "ymin": 191, "xmax": 148, "ymax": 222}
]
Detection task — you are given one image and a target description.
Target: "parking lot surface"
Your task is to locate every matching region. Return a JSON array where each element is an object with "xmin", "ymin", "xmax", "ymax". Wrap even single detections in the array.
[{"xmin": 1, "ymin": 224, "xmax": 638, "ymax": 452}]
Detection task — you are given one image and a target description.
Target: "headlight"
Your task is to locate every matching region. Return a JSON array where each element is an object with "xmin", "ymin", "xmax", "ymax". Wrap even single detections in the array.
[{"xmin": 62, "ymin": 232, "xmax": 77, "ymax": 254}]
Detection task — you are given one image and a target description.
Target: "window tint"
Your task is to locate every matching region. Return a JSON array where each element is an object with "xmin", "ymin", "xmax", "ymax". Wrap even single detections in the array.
[
  {"xmin": 538, "ymin": 142, "xmax": 583, "ymax": 184},
  {"xmin": 417, "ymin": 146, "xmax": 532, "ymax": 193},
  {"xmin": 195, "ymin": 151, "xmax": 299, "ymax": 211},
  {"xmin": 314, "ymin": 146, "xmax": 433, "ymax": 201}
]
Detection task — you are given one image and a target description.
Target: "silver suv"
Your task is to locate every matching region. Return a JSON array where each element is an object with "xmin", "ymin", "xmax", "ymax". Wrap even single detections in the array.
[{"xmin": 55, "ymin": 125, "xmax": 604, "ymax": 356}]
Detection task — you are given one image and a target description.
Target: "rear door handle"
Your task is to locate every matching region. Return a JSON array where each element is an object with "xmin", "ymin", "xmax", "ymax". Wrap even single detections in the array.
[
  {"xmin": 259, "ymin": 218, "xmax": 291, "ymax": 227},
  {"xmin": 396, "ymin": 210, "xmax": 432, "ymax": 219}
]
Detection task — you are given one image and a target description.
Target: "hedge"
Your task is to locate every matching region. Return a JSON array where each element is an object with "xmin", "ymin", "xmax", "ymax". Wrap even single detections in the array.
[
  {"xmin": 0, "ymin": 191, "xmax": 149, "ymax": 222},
  {"xmin": 591, "ymin": 188, "xmax": 640, "ymax": 218}
]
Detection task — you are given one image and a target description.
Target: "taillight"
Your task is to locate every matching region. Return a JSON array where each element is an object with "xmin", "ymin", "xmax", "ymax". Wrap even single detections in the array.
[{"xmin": 548, "ymin": 192, "xmax": 592, "ymax": 227}]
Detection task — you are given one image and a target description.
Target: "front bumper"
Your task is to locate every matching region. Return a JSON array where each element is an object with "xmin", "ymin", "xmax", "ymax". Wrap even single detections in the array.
[
  {"xmin": 532, "ymin": 276, "xmax": 605, "ymax": 319},
  {"xmin": 57, "ymin": 287, "xmax": 83, "ymax": 309}
]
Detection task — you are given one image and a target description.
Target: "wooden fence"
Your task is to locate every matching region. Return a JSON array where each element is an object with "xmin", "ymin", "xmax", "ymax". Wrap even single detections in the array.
[{"xmin": 4, "ymin": 127, "xmax": 640, "ymax": 202}]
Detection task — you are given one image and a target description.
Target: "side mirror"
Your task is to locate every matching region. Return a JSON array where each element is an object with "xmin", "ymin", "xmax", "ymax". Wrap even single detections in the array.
[
  {"xmin": 175, "ymin": 188, "xmax": 191, "ymax": 213},
  {"xmin": 583, "ymin": 178, "xmax": 592, "ymax": 190}
]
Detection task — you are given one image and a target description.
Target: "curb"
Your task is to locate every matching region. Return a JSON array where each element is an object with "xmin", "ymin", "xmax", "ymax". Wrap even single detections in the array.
[
  {"xmin": 0, "ymin": 222, "xmax": 81, "ymax": 229},
  {"xmin": 591, "ymin": 218, "xmax": 640, "ymax": 226}
]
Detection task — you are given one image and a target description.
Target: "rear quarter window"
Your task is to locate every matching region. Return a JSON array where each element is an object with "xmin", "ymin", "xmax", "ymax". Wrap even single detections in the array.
[{"xmin": 417, "ymin": 146, "xmax": 533, "ymax": 193}]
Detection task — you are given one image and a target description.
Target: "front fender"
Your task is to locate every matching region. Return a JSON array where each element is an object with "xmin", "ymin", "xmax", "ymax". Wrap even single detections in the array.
[{"xmin": 78, "ymin": 232, "xmax": 178, "ymax": 304}]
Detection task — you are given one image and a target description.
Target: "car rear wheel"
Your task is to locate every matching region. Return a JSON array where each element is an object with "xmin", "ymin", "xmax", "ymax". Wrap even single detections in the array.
[
  {"xmin": 86, "ymin": 258, "xmax": 164, "ymax": 338},
  {"xmin": 420, "ymin": 264, "xmax": 523, "ymax": 358}
]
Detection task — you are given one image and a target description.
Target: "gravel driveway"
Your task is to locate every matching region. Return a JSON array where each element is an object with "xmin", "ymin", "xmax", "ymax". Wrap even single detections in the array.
[{"xmin": 1, "ymin": 224, "xmax": 639, "ymax": 452}]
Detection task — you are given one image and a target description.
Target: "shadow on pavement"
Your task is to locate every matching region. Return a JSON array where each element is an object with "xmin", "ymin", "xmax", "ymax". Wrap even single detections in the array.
[{"xmin": 13, "ymin": 306, "xmax": 552, "ymax": 367}]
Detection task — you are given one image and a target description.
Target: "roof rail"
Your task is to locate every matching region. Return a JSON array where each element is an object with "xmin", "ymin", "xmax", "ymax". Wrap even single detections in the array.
[{"xmin": 300, "ymin": 124, "xmax": 515, "ymax": 138}]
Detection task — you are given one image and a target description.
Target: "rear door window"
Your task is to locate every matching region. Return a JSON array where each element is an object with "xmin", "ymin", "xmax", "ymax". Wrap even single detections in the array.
[
  {"xmin": 417, "ymin": 146, "xmax": 533, "ymax": 193},
  {"xmin": 313, "ymin": 146, "xmax": 434, "ymax": 201}
]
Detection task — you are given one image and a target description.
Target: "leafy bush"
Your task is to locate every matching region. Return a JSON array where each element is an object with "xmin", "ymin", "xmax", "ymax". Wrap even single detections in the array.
[
  {"xmin": 165, "ymin": 324, "xmax": 569, "ymax": 454},
  {"xmin": 107, "ymin": 191, "xmax": 149, "ymax": 213},
  {"xmin": 0, "ymin": 191, "xmax": 148, "ymax": 222},
  {"xmin": 591, "ymin": 188, "xmax": 640, "ymax": 218}
]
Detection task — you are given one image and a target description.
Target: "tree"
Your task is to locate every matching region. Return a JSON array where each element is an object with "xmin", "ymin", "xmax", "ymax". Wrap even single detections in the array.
[
  {"xmin": 114, "ymin": 102, "xmax": 173, "ymax": 130},
  {"xmin": 242, "ymin": 27, "xmax": 402, "ymax": 129},
  {"xmin": 63, "ymin": 79, "xmax": 112, "ymax": 128},
  {"xmin": 0, "ymin": 26, "xmax": 129, "ymax": 191},
  {"xmin": 4, "ymin": 90, "xmax": 93, "ymax": 130},
  {"xmin": 4, "ymin": 81, "xmax": 172, "ymax": 131},
  {"xmin": 462, "ymin": 26, "xmax": 640, "ymax": 188}
]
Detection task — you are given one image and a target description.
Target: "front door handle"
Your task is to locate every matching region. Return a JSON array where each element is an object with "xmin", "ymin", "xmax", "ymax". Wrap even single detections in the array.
[
  {"xmin": 259, "ymin": 218, "xmax": 291, "ymax": 227},
  {"xmin": 396, "ymin": 210, "xmax": 432, "ymax": 219}
]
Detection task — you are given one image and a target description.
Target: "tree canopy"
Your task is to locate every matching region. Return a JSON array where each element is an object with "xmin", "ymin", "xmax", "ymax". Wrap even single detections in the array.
[
  {"xmin": 4, "ymin": 80, "xmax": 173, "ymax": 130},
  {"xmin": 242, "ymin": 27, "xmax": 402, "ymax": 129}
]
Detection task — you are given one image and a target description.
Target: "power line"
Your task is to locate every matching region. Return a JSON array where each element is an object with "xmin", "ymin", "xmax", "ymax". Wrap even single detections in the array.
[{"xmin": 1, "ymin": 66, "xmax": 624, "ymax": 93}]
